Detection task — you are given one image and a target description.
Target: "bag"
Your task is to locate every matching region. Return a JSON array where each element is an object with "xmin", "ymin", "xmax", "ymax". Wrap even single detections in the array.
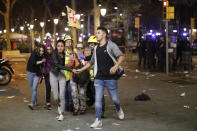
[
  {"xmin": 114, "ymin": 66, "xmax": 125, "ymax": 80},
  {"xmin": 107, "ymin": 49, "xmax": 125, "ymax": 80},
  {"xmin": 39, "ymin": 76, "xmax": 43, "ymax": 84},
  {"xmin": 72, "ymin": 53, "xmax": 89, "ymax": 84}
]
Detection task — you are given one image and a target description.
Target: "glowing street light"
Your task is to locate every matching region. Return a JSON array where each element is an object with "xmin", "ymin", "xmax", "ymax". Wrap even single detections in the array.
[
  {"xmin": 54, "ymin": 19, "xmax": 59, "ymax": 25},
  {"xmin": 40, "ymin": 22, "xmax": 45, "ymax": 28},
  {"xmin": 65, "ymin": 27, "xmax": 69, "ymax": 32},
  {"xmin": 81, "ymin": 24, "xmax": 84, "ymax": 29},
  {"xmin": 120, "ymin": 13, "xmax": 123, "ymax": 16},
  {"xmin": 100, "ymin": 8, "xmax": 107, "ymax": 16},
  {"xmin": 0, "ymin": 30, "xmax": 2, "ymax": 34},
  {"xmin": 4, "ymin": 29, "xmax": 6, "ymax": 33},
  {"xmin": 20, "ymin": 26, "xmax": 24, "ymax": 31},
  {"xmin": 30, "ymin": 24, "xmax": 34, "ymax": 29},
  {"xmin": 11, "ymin": 28, "xmax": 15, "ymax": 32},
  {"xmin": 114, "ymin": 7, "xmax": 118, "ymax": 10}
]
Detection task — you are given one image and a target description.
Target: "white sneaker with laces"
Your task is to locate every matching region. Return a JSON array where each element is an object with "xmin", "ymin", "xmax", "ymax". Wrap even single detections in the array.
[
  {"xmin": 90, "ymin": 118, "xmax": 102, "ymax": 128},
  {"xmin": 117, "ymin": 107, "xmax": 124, "ymax": 120},
  {"xmin": 58, "ymin": 114, "xmax": 64, "ymax": 121}
]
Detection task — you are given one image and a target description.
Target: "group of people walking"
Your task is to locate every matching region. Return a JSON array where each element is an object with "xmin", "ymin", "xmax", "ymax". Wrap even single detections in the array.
[{"xmin": 26, "ymin": 26, "xmax": 125, "ymax": 128}]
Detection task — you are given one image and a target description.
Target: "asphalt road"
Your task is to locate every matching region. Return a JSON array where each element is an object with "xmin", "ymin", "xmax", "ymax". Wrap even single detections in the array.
[{"xmin": 0, "ymin": 60, "xmax": 197, "ymax": 131}]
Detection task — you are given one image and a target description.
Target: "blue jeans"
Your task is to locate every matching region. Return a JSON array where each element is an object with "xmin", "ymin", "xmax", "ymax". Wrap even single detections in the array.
[
  {"xmin": 94, "ymin": 79, "xmax": 120, "ymax": 120},
  {"xmin": 65, "ymin": 81, "xmax": 73, "ymax": 107},
  {"xmin": 27, "ymin": 72, "xmax": 40, "ymax": 105}
]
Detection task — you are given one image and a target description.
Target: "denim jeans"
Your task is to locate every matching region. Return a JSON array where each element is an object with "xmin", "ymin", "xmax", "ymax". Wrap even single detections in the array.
[
  {"xmin": 65, "ymin": 81, "xmax": 73, "ymax": 107},
  {"xmin": 94, "ymin": 79, "xmax": 120, "ymax": 120},
  {"xmin": 27, "ymin": 71, "xmax": 40, "ymax": 105}
]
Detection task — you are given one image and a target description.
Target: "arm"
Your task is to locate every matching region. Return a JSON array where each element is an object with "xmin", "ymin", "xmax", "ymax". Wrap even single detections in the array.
[{"xmin": 52, "ymin": 52, "xmax": 72, "ymax": 72}]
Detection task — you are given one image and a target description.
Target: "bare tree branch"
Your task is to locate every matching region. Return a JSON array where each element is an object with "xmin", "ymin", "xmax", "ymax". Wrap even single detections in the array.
[
  {"xmin": 11, "ymin": 0, "xmax": 17, "ymax": 8},
  {"xmin": 0, "ymin": 10, "xmax": 5, "ymax": 16}
]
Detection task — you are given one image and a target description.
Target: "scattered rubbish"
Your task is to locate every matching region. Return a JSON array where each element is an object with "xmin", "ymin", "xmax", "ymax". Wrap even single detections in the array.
[
  {"xmin": 136, "ymin": 69, "xmax": 140, "ymax": 73},
  {"xmin": 76, "ymin": 118, "xmax": 80, "ymax": 121},
  {"xmin": 179, "ymin": 85, "xmax": 185, "ymax": 88},
  {"xmin": 150, "ymin": 74, "xmax": 155, "ymax": 77},
  {"xmin": 184, "ymin": 105, "xmax": 190, "ymax": 109},
  {"xmin": 149, "ymin": 89, "xmax": 156, "ymax": 91},
  {"xmin": 183, "ymin": 71, "xmax": 189, "ymax": 74},
  {"xmin": 145, "ymin": 72, "xmax": 149, "ymax": 75},
  {"xmin": 7, "ymin": 96, "xmax": 15, "ymax": 99},
  {"xmin": 185, "ymin": 74, "xmax": 189, "ymax": 77},
  {"xmin": 134, "ymin": 76, "xmax": 138, "ymax": 79},
  {"xmin": 112, "ymin": 123, "xmax": 120, "ymax": 126},
  {"xmin": 94, "ymin": 128, "xmax": 102, "ymax": 130},
  {"xmin": 134, "ymin": 90, "xmax": 151, "ymax": 101},
  {"xmin": 0, "ymin": 89, "xmax": 7, "ymax": 92},
  {"xmin": 122, "ymin": 74, "xmax": 127, "ymax": 77},
  {"xmin": 146, "ymin": 77, "xmax": 150, "ymax": 80},
  {"xmin": 75, "ymin": 127, "xmax": 80, "ymax": 130},
  {"xmin": 24, "ymin": 100, "xmax": 29, "ymax": 103},
  {"xmin": 180, "ymin": 92, "xmax": 186, "ymax": 97}
]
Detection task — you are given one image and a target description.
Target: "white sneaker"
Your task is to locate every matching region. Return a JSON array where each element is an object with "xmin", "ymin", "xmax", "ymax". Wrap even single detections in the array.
[
  {"xmin": 58, "ymin": 114, "xmax": 64, "ymax": 121},
  {"xmin": 117, "ymin": 107, "xmax": 124, "ymax": 120},
  {"xmin": 90, "ymin": 118, "xmax": 102, "ymax": 128}
]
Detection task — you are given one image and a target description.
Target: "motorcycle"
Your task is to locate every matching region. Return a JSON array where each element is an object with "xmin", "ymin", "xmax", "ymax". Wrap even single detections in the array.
[{"xmin": 0, "ymin": 59, "xmax": 14, "ymax": 86}]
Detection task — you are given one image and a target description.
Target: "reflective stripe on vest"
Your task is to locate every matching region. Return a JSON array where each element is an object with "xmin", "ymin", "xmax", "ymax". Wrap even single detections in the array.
[{"xmin": 64, "ymin": 50, "xmax": 71, "ymax": 80}]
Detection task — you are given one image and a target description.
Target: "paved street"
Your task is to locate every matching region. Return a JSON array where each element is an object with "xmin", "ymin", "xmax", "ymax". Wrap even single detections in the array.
[{"xmin": 0, "ymin": 57, "xmax": 197, "ymax": 131}]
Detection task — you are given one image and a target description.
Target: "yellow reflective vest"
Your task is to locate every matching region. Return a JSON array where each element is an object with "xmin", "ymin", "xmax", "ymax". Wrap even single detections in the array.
[{"xmin": 64, "ymin": 49, "xmax": 72, "ymax": 81}]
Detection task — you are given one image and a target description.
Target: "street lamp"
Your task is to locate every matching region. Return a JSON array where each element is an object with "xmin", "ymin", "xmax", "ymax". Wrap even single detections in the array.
[
  {"xmin": 11, "ymin": 28, "xmax": 15, "ymax": 32},
  {"xmin": 40, "ymin": 22, "xmax": 45, "ymax": 44},
  {"xmin": 30, "ymin": 24, "xmax": 34, "ymax": 30},
  {"xmin": 100, "ymin": 8, "xmax": 107, "ymax": 16},
  {"xmin": 54, "ymin": 19, "xmax": 59, "ymax": 25},
  {"xmin": 3, "ymin": 29, "xmax": 6, "ymax": 33},
  {"xmin": 20, "ymin": 26, "xmax": 24, "ymax": 31},
  {"xmin": 65, "ymin": 27, "xmax": 69, "ymax": 32},
  {"xmin": 53, "ymin": 18, "xmax": 59, "ymax": 48},
  {"xmin": 0, "ymin": 30, "xmax": 2, "ymax": 34}
]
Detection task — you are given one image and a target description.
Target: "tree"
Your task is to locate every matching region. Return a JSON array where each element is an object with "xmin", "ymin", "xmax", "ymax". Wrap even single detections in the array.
[{"xmin": 0, "ymin": 0, "xmax": 17, "ymax": 50}]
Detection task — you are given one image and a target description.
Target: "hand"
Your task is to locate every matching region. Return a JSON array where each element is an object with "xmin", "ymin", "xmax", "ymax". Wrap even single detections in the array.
[
  {"xmin": 110, "ymin": 65, "xmax": 118, "ymax": 75},
  {"xmin": 42, "ymin": 58, "xmax": 46, "ymax": 63},
  {"xmin": 72, "ymin": 69, "xmax": 78, "ymax": 74}
]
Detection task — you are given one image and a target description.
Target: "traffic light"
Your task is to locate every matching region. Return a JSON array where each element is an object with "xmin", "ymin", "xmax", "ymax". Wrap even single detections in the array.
[{"xmin": 163, "ymin": 1, "xmax": 169, "ymax": 7}]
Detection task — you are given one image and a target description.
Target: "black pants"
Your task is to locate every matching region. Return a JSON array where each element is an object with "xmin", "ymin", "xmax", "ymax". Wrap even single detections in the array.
[{"xmin": 44, "ymin": 74, "xmax": 51, "ymax": 103}]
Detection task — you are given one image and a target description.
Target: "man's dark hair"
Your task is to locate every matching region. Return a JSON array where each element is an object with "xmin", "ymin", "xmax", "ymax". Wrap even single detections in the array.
[{"xmin": 97, "ymin": 26, "xmax": 108, "ymax": 35}]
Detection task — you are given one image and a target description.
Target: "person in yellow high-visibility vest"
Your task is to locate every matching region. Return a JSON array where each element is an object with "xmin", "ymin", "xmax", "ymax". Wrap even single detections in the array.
[
  {"xmin": 85, "ymin": 36, "xmax": 105, "ymax": 118},
  {"xmin": 64, "ymin": 35, "xmax": 75, "ymax": 112}
]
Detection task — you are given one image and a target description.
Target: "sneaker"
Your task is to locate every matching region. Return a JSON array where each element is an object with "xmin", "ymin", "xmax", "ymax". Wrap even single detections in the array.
[
  {"xmin": 28, "ymin": 104, "xmax": 34, "ymax": 110},
  {"xmin": 117, "ymin": 107, "xmax": 124, "ymax": 120},
  {"xmin": 90, "ymin": 118, "xmax": 102, "ymax": 128},
  {"xmin": 58, "ymin": 114, "xmax": 64, "ymax": 121}
]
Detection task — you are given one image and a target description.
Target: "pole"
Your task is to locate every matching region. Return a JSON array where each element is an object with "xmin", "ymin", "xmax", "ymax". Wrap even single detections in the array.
[
  {"xmin": 93, "ymin": 0, "xmax": 100, "ymax": 35},
  {"xmin": 53, "ymin": 24, "xmax": 56, "ymax": 49},
  {"xmin": 41, "ymin": 27, "xmax": 44, "ymax": 44},
  {"xmin": 30, "ymin": 29, "xmax": 35, "ymax": 50},
  {"xmin": 71, "ymin": 0, "xmax": 77, "ymax": 47},
  {"xmin": 165, "ymin": 19, "xmax": 169, "ymax": 75},
  {"xmin": 88, "ymin": 14, "xmax": 90, "ymax": 36}
]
